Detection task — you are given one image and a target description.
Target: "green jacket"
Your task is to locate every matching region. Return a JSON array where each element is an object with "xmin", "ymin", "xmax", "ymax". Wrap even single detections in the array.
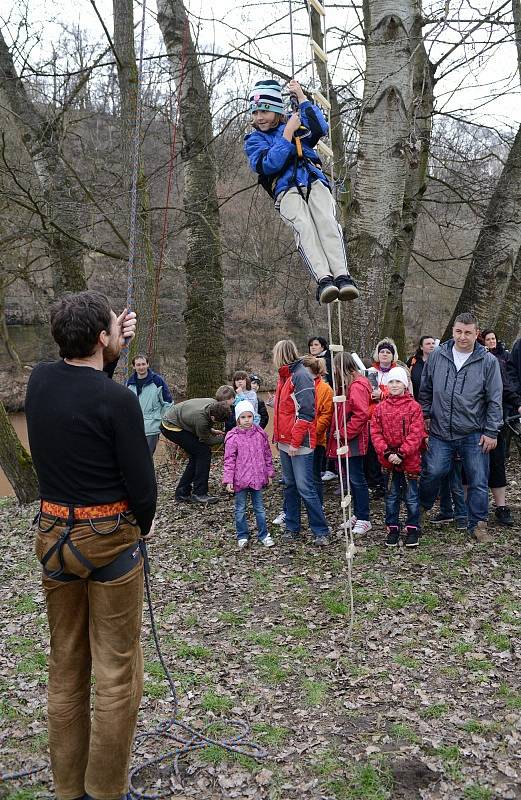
[
  {"xmin": 162, "ymin": 398, "xmax": 223, "ymax": 445},
  {"xmin": 128, "ymin": 381, "xmax": 172, "ymax": 436}
]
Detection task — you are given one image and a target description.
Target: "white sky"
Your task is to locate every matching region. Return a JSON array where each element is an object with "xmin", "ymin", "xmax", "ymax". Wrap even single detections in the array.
[{"xmin": 3, "ymin": 0, "xmax": 520, "ymax": 130}]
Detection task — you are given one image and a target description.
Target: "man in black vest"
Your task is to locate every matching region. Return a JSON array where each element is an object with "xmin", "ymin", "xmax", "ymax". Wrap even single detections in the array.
[{"xmin": 26, "ymin": 291, "xmax": 156, "ymax": 800}]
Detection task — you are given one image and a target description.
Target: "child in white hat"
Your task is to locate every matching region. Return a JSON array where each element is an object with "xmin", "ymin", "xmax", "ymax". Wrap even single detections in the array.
[
  {"xmin": 223, "ymin": 400, "xmax": 275, "ymax": 549},
  {"xmin": 370, "ymin": 366, "xmax": 427, "ymax": 548}
]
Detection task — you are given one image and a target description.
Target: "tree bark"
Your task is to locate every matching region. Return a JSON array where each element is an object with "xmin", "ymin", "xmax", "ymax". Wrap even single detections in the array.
[
  {"xmin": 347, "ymin": 0, "xmax": 419, "ymax": 354},
  {"xmin": 157, "ymin": 0, "xmax": 225, "ymax": 396},
  {"xmin": 113, "ymin": 0, "xmax": 156, "ymax": 360},
  {"xmin": 496, "ymin": 247, "xmax": 521, "ymax": 346},
  {"xmin": 0, "ymin": 402, "xmax": 39, "ymax": 504},
  {"xmin": 383, "ymin": 40, "xmax": 435, "ymax": 353},
  {"xmin": 0, "ymin": 30, "xmax": 87, "ymax": 295}
]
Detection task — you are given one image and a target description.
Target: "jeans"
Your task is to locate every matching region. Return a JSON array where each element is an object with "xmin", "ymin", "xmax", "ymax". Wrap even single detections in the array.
[
  {"xmin": 347, "ymin": 455, "xmax": 370, "ymax": 520},
  {"xmin": 439, "ymin": 460, "xmax": 467, "ymax": 520},
  {"xmin": 35, "ymin": 515, "xmax": 143, "ymax": 800},
  {"xmin": 364, "ymin": 439, "xmax": 384, "ymax": 489},
  {"xmin": 146, "ymin": 433, "xmax": 159, "ymax": 455},
  {"xmin": 420, "ymin": 433, "xmax": 489, "ymax": 529},
  {"xmin": 160, "ymin": 425, "xmax": 211, "ymax": 496},
  {"xmin": 313, "ymin": 445, "xmax": 325, "ymax": 504},
  {"xmin": 279, "ymin": 450, "xmax": 329, "ymax": 537},
  {"xmin": 235, "ymin": 488, "xmax": 269, "ymax": 541},
  {"xmin": 385, "ymin": 471, "xmax": 419, "ymax": 527}
]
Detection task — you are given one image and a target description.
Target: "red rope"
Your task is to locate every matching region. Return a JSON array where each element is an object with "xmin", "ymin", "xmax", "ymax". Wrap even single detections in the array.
[{"xmin": 146, "ymin": 17, "xmax": 190, "ymax": 357}]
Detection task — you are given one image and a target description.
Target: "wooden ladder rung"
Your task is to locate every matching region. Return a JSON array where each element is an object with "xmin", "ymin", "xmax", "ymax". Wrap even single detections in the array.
[
  {"xmin": 309, "ymin": 0, "xmax": 325, "ymax": 15},
  {"xmin": 317, "ymin": 140, "xmax": 334, "ymax": 159},
  {"xmin": 312, "ymin": 89, "xmax": 331, "ymax": 110},
  {"xmin": 329, "ymin": 343, "xmax": 343, "ymax": 352},
  {"xmin": 310, "ymin": 39, "xmax": 328, "ymax": 63}
]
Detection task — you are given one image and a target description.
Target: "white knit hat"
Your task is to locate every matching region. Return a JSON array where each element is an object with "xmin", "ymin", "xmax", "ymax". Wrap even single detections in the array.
[
  {"xmin": 235, "ymin": 400, "xmax": 255, "ymax": 420},
  {"xmin": 386, "ymin": 366, "xmax": 409, "ymax": 387}
]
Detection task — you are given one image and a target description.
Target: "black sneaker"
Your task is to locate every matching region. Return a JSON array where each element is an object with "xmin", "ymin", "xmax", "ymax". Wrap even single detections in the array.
[
  {"xmin": 175, "ymin": 493, "xmax": 192, "ymax": 503},
  {"xmin": 495, "ymin": 506, "xmax": 514, "ymax": 527},
  {"xmin": 404, "ymin": 526, "xmax": 420, "ymax": 547},
  {"xmin": 191, "ymin": 494, "xmax": 219, "ymax": 504},
  {"xmin": 385, "ymin": 525, "xmax": 400, "ymax": 547},
  {"xmin": 335, "ymin": 275, "xmax": 360, "ymax": 301},
  {"xmin": 282, "ymin": 530, "xmax": 304, "ymax": 543},
  {"xmin": 432, "ymin": 512, "xmax": 454, "ymax": 525},
  {"xmin": 316, "ymin": 277, "xmax": 339, "ymax": 304}
]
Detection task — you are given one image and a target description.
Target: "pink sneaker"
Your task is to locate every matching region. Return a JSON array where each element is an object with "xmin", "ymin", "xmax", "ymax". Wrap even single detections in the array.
[{"xmin": 352, "ymin": 520, "xmax": 372, "ymax": 535}]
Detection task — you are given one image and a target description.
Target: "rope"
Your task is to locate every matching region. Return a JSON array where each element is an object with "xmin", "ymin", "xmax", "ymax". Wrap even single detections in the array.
[
  {"xmin": 146, "ymin": 17, "xmax": 190, "ymax": 359},
  {"xmin": 327, "ymin": 303, "xmax": 355, "ymax": 638},
  {"xmin": 0, "ymin": 545, "xmax": 267, "ymax": 794},
  {"xmin": 121, "ymin": 0, "xmax": 148, "ymax": 378},
  {"xmin": 129, "ymin": 554, "xmax": 266, "ymax": 797}
]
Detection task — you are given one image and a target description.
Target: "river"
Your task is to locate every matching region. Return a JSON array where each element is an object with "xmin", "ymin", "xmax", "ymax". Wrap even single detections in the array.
[{"xmin": 1, "ymin": 395, "xmax": 276, "ymax": 498}]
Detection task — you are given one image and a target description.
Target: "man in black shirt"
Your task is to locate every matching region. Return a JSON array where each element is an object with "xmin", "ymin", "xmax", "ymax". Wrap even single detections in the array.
[{"xmin": 26, "ymin": 291, "xmax": 156, "ymax": 800}]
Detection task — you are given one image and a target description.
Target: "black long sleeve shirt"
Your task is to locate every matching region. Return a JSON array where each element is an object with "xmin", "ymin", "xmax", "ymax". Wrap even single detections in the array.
[{"xmin": 25, "ymin": 360, "xmax": 157, "ymax": 535}]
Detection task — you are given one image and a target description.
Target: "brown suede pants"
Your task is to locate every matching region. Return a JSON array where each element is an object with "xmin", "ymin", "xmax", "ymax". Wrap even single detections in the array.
[{"xmin": 35, "ymin": 514, "xmax": 144, "ymax": 800}]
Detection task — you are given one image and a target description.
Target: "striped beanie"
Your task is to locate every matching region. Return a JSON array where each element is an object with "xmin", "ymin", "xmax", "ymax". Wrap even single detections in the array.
[{"xmin": 249, "ymin": 79, "xmax": 284, "ymax": 114}]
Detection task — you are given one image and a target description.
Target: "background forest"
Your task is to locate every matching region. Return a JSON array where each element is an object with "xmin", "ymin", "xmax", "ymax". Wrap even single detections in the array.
[{"xmin": 0, "ymin": 0, "xmax": 520, "ymax": 406}]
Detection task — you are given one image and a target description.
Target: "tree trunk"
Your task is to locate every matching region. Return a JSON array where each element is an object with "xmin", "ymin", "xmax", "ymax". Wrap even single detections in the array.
[
  {"xmin": 112, "ymin": 0, "xmax": 156, "ymax": 361},
  {"xmin": 157, "ymin": 0, "xmax": 225, "ymax": 396},
  {"xmin": 347, "ymin": 0, "xmax": 419, "ymax": 354},
  {"xmin": 383, "ymin": 40, "xmax": 435, "ymax": 352},
  {"xmin": 443, "ymin": 0, "xmax": 521, "ymax": 340},
  {"xmin": 0, "ymin": 402, "xmax": 39, "ymax": 504},
  {"xmin": 0, "ymin": 30, "xmax": 87, "ymax": 295},
  {"xmin": 496, "ymin": 247, "xmax": 521, "ymax": 346},
  {"xmin": 442, "ymin": 123, "xmax": 521, "ymax": 340}
]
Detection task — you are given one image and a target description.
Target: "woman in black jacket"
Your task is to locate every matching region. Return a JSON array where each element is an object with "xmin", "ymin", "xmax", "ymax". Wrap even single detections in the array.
[
  {"xmin": 407, "ymin": 335, "xmax": 436, "ymax": 400},
  {"xmin": 481, "ymin": 329, "xmax": 515, "ymax": 527}
]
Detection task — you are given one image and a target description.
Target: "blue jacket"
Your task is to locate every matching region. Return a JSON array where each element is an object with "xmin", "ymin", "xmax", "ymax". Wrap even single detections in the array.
[
  {"xmin": 127, "ymin": 369, "xmax": 173, "ymax": 436},
  {"xmin": 244, "ymin": 101, "xmax": 329, "ymax": 199},
  {"xmin": 419, "ymin": 340, "xmax": 503, "ymax": 440}
]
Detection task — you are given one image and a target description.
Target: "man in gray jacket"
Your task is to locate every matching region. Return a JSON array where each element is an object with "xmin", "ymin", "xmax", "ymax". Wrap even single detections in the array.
[{"xmin": 419, "ymin": 312, "xmax": 503, "ymax": 542}]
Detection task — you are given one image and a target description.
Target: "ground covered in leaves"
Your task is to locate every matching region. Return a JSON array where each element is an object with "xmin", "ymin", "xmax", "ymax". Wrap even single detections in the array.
[{"xmin": 1, "ymin": 450, "xmax": 520, "ymax": 800}]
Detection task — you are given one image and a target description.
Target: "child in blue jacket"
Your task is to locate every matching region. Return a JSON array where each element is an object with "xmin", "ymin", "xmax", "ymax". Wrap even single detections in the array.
[{"xmin": 244, "ymin": 78, "xmax": 359, "ymax": 305}]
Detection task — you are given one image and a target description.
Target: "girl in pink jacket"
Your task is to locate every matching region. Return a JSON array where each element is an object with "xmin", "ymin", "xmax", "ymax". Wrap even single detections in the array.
[{"xmin": 223, "ymin": 400, "xmax": 275, "ymax": 550}]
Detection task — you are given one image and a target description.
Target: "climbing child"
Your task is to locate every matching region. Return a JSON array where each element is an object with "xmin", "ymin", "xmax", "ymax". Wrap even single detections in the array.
[
  {"xmin": 370, "ymin": 367, "xmax": 426, "ymax": 548},
  {"xmin": 244, "ymin": 78, "xmax": 359, "ymax": 305},
  {"xmin": 223, "ymin": 400, "xmax": 275, "ymax": 550}
]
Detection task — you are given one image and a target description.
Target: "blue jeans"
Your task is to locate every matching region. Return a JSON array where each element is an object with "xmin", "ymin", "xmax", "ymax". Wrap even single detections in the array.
[
  {"xmin": 279, "ymin": 450, "xmax": 329, "ymax": 538},
  {"xmin": 420, "ymin": 433, "xmax": 489, "ymax": 529},
  {"xmin": 385, "ymin": 471, "xmax": 419, "ymax": 527},
  {"xmin": 313, "ymin": 445, "xmax": 325, "ymax": 505},
  {"xmin": 439, "ymin": 460, "xmax": 467, "ymax": 521},
  {"xmin": 347, "ymin": 455, "xmax": 370, "ymax": 520},
  {"xmin": 234, "ymin": 489, "xmax": 269, "ymax": 541}
]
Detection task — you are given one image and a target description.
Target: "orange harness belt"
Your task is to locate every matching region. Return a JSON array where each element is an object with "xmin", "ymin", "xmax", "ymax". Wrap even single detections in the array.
[{"xmin": 40, "ymin": 500, "xmax": 130, "ymax": 520}]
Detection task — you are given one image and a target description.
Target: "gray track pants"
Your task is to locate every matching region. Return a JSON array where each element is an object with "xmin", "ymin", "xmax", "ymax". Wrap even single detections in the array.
[{"xmin": 277, "ymin": 180, "xmax": 348, "ymax": 282}]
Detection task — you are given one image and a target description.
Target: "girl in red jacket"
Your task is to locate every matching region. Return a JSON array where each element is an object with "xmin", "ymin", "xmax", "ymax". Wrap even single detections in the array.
[
  {"xmin": 370, "ymin": 367, "xmax": 426, "ymax": 548},
  {"xmin": 327, "ymin": 353, "xmax": 372, "ymax": 534}
]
